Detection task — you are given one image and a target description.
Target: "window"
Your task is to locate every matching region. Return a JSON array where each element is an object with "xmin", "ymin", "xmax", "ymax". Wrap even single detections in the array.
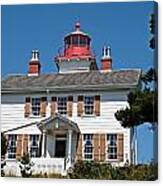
[
  {"xmin": 57, "ymin": 97, "xmax": 67, "ymax": 115},
  {"xmin": 72, "ymin": 35, "xmax": 78, "ymax": 45},
  {"xmin": 107, "ymin": 134, "xmax": 117, "ymax": 160},
  {"xmin": 32, "ymin": 98, "xmax": 41, "ymax": 116},
  {"xmin": 83, "ymin": 134, "xmax": 93, "ymax": 160},
  {"xmin": 80, "ymin": 36, "xmax": 86, "ymax": 46},
  {"xmin": 84, "ymin": 96, "xmax": 94, "ymax": 115},
  {"xmin": 29, "ymin": 135, "xmax": 39, "ymax": 158},
  {"xmin": 7, "ymin": 135, "xmax": 17, "ymax": 159}
]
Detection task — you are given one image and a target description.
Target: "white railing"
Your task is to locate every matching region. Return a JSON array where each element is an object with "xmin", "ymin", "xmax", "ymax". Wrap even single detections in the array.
[
  {"xmin": 31, "ymin": 158, "xmax": 65, "ymax": 175},
  {"xmin": 3, "ymin": 157, "xmax": 67, "ymax": 176}
]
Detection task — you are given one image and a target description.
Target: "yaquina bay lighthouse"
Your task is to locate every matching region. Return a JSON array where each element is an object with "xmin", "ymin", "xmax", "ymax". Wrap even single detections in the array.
[{"xmin": 1, "ymin": 22, "xmax": 140, "ymax": 176}]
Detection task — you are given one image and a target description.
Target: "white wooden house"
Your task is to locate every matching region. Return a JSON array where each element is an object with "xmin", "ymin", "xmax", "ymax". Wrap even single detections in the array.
[{"xmin": 1, "ymin": 23, "xmax": 141, "ymax": 176}]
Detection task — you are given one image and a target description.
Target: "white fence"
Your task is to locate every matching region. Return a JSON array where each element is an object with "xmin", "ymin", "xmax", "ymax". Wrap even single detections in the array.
[{"xmin": 3, "ymin": 158, "xmax": 66, "ymax": 177}]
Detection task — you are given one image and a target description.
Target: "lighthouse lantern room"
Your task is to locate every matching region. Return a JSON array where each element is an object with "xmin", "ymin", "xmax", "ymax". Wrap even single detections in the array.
[{"xmin": 55, "ymin": 22, "xmax": 98, "ymax": 73}]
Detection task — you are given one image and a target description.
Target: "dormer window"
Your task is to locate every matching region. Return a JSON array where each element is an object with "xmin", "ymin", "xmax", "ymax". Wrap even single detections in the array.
[{"xmin": 32, "ymin": 98, "xmax": 41, "ymax": 116}]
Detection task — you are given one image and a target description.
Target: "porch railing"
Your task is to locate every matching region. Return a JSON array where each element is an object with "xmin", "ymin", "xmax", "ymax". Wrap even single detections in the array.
[{"xmin": 31, "ymin": 157, "xmax": 65, "ymax": 175}]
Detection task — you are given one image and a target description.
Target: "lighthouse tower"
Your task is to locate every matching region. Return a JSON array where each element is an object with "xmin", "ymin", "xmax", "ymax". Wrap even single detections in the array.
[{"xmin": 55, "ymin": 22, "xmax": 98, "ymax": 73}]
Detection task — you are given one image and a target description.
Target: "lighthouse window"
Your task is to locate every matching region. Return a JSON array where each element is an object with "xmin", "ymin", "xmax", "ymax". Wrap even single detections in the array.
[
  {"xmin": 32, "ymin": 98, "xmax": 41, "ymax": 116},
  {"xmin": 72, "ymin": 35, "xmax": 78, "ymax": 45},
  {"xmin": 84, "ymin": 96, "xmax": 94, "ymax": 115},
  {"xmin": 57, "ymin": 97, "xmax": 67, "ymax": 115},
  {"xmin": 7, "ymin": 135, "xmax": 17, "ymax": 159},
  {"xmin": 107, "ymin": 134, "xmax": 117, "ymax": 160},
  {"xmin": 65, "ymin": 37, "xmax": 71, "ymax": 47},
  {"xmin": 80, "ymin": 36, "xmax": 86, "ymax": 46}
]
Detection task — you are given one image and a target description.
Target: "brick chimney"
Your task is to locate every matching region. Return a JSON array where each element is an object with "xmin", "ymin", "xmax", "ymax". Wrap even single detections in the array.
[
  {"xmin": 101, "ymin": 46, "xmax": 112, "ymax": 71},
  {"xmin": 28, "ymin": 50, "xmax": 41, "ymax": 76}
]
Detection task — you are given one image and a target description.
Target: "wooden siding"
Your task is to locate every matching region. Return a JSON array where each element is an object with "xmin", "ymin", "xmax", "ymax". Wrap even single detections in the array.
[{"xmin": 1, "ymin": 90, "xmax": 131, "ymax": 164}]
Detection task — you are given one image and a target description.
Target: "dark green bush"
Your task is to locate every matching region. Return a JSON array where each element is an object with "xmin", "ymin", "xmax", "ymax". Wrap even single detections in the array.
[{"xmin": 68, "ymin": 161, "xmax": 158, "ymax": 180}]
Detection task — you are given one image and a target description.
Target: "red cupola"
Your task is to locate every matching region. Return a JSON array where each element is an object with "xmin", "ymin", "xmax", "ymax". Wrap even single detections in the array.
[
  {"xmin": 63, "ymin": 22, "xmax": 92, "ymax": 58},
  {"xmin": 55, "ymin": 22, "xmax": 97, "ymax": 73}
]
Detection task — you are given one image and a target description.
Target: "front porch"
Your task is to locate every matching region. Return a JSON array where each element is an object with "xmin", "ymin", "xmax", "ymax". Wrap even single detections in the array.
[
  {"xmin": 39, "ymin": 114, "xmax": 79, "ymax": 170},
  {"xmin": 3, "ymin": 114, "xmax": 80, "ymax": 176}
]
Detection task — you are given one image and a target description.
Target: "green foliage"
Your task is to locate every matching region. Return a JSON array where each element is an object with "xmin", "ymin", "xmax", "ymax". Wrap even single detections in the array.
[
  {"xmin": 149, "ymin": 14, "xmax": 156, "ymax": 49},
  {"xmin": 68, "ymin": 161, "xmax": 113, "ymax": 179},
  {"xmin": 115, "ymin": 90, "xmax": 157, "ymax": 128},
  {"xmin": 19, "ymin": 153, "xmax": 34, "ymax": 177},
  {"xmin": 68, "ymin": 161, "xmax": 158, "ymax": 180},
  {"xmin": 115, "ymin": 68, "xmax": 157, "ymax": 128}
]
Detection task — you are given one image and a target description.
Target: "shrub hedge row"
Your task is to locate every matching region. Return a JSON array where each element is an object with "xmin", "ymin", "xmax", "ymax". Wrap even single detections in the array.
[{"xmin": 68, "ymin": 161, "xmax": 158, "ymax": 180}]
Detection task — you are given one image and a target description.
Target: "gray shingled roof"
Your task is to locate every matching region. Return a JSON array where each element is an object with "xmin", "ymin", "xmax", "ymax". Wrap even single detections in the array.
[{"xmin": 2, "ymin": 69, "xmax": 141, "ymax": 92}]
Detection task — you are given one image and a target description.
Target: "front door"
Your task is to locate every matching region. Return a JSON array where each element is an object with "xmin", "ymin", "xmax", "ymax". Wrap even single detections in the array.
[{"xmin": 55, "ymin": 138, "xmax": 66, "ymax": 157}]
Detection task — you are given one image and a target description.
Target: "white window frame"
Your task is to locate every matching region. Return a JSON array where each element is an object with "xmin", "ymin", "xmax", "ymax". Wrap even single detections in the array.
[
  {"xmin": 7, "ymin": 135, "xmax": 17, "ymax": 159},
  {"xmin": 83, "ymin": 134, "xmax": 93, "ymax": 160},
  {"xmin": 106, "ymin": 134, "xmax": 118, "ymax": 161},
  {"xmin": 29, "ymin": 135, "xmax": 39, "ymax": 158},
  {"xmin": 84, "ymin": 96, "xmax": 94, "ymax": 116},
  {"xmin": 57, "ymin": 97, "xmax": 67, "ymax": 115},
  {"xmin": 31, "ymin": 97, "xmax": 41, "ymax": 116}
]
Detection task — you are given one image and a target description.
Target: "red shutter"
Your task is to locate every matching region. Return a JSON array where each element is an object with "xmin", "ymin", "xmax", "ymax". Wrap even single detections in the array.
[
  {"xmin": 16, "ymin": 135, "xmax": 23, "ymax": 159},
  {"xmin": 67, "ymin": 96, "xmax": 73, "ymax": 117},
  {"xmin": 94, "ymin": 95, "xmax": 100, "ymax": 116},
  {"xmin": 51, "ymin": 97, "xmax": 57, "ymax": 116},
  {"xmin": 76, "ymin": 134, "xmax": 83, "ymax": 161},
  {"xmin": 22, "ymin": 134, "xmax": 28, "ymax": 155},
  {"xmin": 94, "ymin": 134, "xmax": 100, "ymax": 161},
  {"xmin": 117, "ymin": 134, "xmax": 124, "ymax": 161},
  {"xmin": 24, "ymin": 97, "xmax": 31, "ymax": 117},
  {"xmin": 77, "ymin": 96, "xmax": 84, "ymax": 117},
  {"xmin": 100, "ymin": 134, "xmax": 106, "ymax": 161},
  {"xmin": 40, "ymin": 97, "xmax": 47, "ymax": 117}
]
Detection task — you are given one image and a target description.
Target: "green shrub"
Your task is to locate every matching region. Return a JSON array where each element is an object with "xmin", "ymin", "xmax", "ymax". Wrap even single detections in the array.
[{"xmin": 68, "ymin": 161, "xmax": 158, "ymax": 180}]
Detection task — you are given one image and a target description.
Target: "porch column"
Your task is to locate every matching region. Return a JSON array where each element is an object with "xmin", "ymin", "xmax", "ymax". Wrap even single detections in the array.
[
  {"xmin": 67, "ymin": 129, "xmax": 73, "ymax": 161},
  {"xmin": 41, "ymin": 129, "xmax": 47, "ymax": 157}
]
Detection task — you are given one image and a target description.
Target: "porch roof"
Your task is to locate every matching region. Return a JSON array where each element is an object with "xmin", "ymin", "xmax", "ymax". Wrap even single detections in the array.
[
  {"xmin": 37, "ymin": 113, "xmax": 80, "ymax": 133},
  {"xmin": 3, "ymin": 113, "xmax": 80, "ymax": 134}
]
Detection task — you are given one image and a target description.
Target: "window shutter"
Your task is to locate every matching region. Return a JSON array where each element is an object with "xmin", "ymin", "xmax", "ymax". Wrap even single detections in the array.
[
  {"xmin": 67, "ymin": 96, "xmax": 73, "ymax": 117},
  {"xmin": 93, "ymin": 134, "xmax": 99, "ymax": 161},
  {"xmin": 16, "ymin": 135, "xmax": 22, "ymax": 159},
  {"xmin": 76, "ymin": 134, "xmax": 82, "ymax": 161},
  {"xmin": 22, "ymin": 134, "xmax": 28, "ymax": 155},
  {"xmin": 24, "ymin": 97, "xmax": 31, "ymax": 118},
  {"xmin": 51, "ymin": 97, "xmax": 57, "ymax": 116},
  {"xmin": 100, "ymin": 134, "xmax": 106, "ymax": 161},
  {"xmin": 40, "ymin": 97, "xmax": 47, "ymax": 117},
  {"xmin": 94, "ymin": 95, "xmax": 100, "ymax": 116},
  {"xmin": 117, "ymin": 133, "xmax": 124, "ymax": 161},
  {"xmin": 77, "ymin": 95, "xmax": 84, "ymax": 116}
]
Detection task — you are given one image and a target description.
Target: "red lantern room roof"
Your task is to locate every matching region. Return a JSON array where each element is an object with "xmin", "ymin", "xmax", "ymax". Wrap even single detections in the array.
[
  {"xmin": 55, "ymin": 22, "xmax": 95, "ymax": 62},
  {"xmin": 64, "ymin": 22, "xmax": 91, "ymax": 39}
]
